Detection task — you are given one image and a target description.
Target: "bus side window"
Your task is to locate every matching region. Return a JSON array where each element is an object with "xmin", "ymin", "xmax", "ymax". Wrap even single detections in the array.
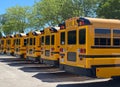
[
  {"xmin": 45, "ymin": 35, "xmax": 50, "ymax": 45},
  {"xmin": 16, "ymin": 39, "xmax": 18, "ymax": 45},
  {"xmin": 51, "ymin": 35, "xmax": 54, "ymax": 45},
  {"xmin": 24, "ymin": 39, "xmax": 27, "ymax": 46},
  {"xmin": 19, "ymin": 39, "xmax": 20, "ymax": 45},
  {"xmin": 41, "ymin": 36, "xmax": 44, "ymax": 45},
  {"xmin": 27, "ymin": 38, "xmax": 29, "ymax": 45},
  {"xmin": 30, "ymin": 38, "xmax": 32, "ymax": 45},
  {"xmin": 68, "ymin": 30, "xmax": 76, "ymax": 45},
  {"xmin": 94, "ymin": 29, "xmax": 111, "ymax": 46},
  {"xmin": 79, "ymin": 29, "xmax": 86, "ymax": 44},
  {"xmin": 113, "ymin": 29, "xmax": 120, "ymax": 45},
  {"xmin": 13, "ymin": 40, "xmax": 15, "ymax": 45},
  {"xmin": 60, "ymin": 32, "xmax": 65, "ymax": 45},
  {"xmin": 33, "ymin": 38, "xmax": 35, "ymax": 45}
]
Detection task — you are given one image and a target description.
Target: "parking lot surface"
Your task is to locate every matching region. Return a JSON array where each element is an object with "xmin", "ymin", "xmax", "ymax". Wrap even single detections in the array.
[{"xmin": 0, "ymin": 54, "xmax": 120, "ymax": 87}]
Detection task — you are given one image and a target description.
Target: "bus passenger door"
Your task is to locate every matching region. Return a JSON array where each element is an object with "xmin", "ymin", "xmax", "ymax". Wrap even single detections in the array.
[
  {"xmin": 66, "ymin": 29, "xmax": 78, "ymax": 66},
  {"xmin": 77, "ymin": 27, "xmax": 87, "ymax": 68}
]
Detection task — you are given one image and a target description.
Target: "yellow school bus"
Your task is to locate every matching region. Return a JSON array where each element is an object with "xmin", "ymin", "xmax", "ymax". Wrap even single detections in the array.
[
  {"xmin": 0, "ymin": 37, "xmax": 2, "ymax": 53},
  {"xmin": 26, "ymin": 31, "xmax": 41, "ymax": 62},
  {"xmin": 41, "ymin": 27, "xmax": 60, "ymax": 67},
  {"xmin": 0, "ymin": 36, "xmax": 6, "ymax": 54},
  {"xmin": 59, "ymin": 17, "xmax": 120, "ymax": 78},
  {"xmin": 40, "ymin": 30, "xmax": 45, "ymax": 63},
  {"xmin": 14, "ymin": 33, "xmax": 27, "ymax": 59},
  {"xmin": 6, "ymin": 35, "xmax": 14, "ymax": 55}
]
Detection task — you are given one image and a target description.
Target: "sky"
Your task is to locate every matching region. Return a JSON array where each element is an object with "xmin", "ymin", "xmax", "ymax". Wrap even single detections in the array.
[{"xmin": 0, "ymin": 0, "xmax": 36, "ymax": 14}]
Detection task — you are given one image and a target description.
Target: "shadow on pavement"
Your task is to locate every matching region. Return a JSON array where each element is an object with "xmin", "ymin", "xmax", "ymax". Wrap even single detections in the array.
[
  {"xmin": 19, "ymin": 66, "xmax": 58, "ymax": 72},
  {"xmin": 8, "ymin": 62, "xmax": 37, "ymax": 66},
  {"xmin": 0, "ymin": 57, "xmax": 25, "ymax": 62},
  {"xmin": 32, "ymin": 71, "xmax": 95, "ymax": 82},
  {"xmin": 56, "ymin": 79, "xmax": 120, "ymax": 87}
]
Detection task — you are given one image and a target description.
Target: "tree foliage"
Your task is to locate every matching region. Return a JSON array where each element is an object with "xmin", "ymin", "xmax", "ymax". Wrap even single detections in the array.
[
  {"xmin": 27, "ymin": 3, "xmax": 45, "ymax": 31},
  {"xmin": 33, "ymin": 0, "xmax": 64, "ymax": 26},
  {"xmin": 33, "ymin": 0, "xmax": 98, "ymax": 26},
  {"xmin": 97, "ymin": 0, "xmax": 120, "ymax": 19},
  {"xmin": 0, "ymin": 0, "xmax": 99, "ymax": 35},
  {"xmin": 3, "ymin": 5, "xmax": 31, "ymax": 35},
  {"xmin": 0, "ymin": 14, "xmax": 8, "ymax": 36}
]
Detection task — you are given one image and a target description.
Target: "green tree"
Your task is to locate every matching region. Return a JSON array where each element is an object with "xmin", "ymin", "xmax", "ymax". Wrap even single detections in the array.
[
  {"xmin": 61, "ymin": 0, "xmax": 98, "ymax": 19},
  {"xmin": 34, "ymin": 0, "xmax": 64, "ymax": 26},
  {"xmin": 27, "ymin": 4, "xmax": 45, "ymax": 31},
  {"xmin": 0, "ymin": 0, "xmax": 99, "ymax": 35},
  {"xmin": 0, "ymin": 14, "xmax": 8, "ymax": 36},
  {"xmin": 79, "ymin": 0, "xmax": 99, "ymax": 17},
  {"xmin": 4, "ymin": 5, "xmax": 31, "ymax": 34},
  {"xmin": 0, "ymin": 32, "xmax": 2, "ymax": 37},
  {"xmin": 34, "ymin": 0, "xmax": 98, "ymax": 27},
  {"xmin": 97, "ymin": 0, "xmax": 120, "ymax": 19},
  {"xmin": 0, "ymin": 14, "xmax": 7, "ymax": 25}
]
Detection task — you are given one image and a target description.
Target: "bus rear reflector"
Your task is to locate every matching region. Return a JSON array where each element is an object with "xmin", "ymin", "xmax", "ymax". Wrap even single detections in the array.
[
  {"xmin": 60, "ymin": 48, "xmax": 63, "ymax": 52},
  {"xmin": 51, "ymin": 48, "xmax": 55, "ymax": 51},
  {"xmin": 80, "ymin": 48, "xmax": 86, "ymax": 53}
]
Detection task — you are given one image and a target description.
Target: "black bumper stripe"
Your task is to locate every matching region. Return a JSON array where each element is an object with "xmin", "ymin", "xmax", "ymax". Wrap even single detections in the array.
[
  {"xmin": 79, "ymin": 55, "xmax": 120, "ymax": 58},
  {"xmin": 91, "ymin": 46, "xmax": 120, "ymax": 48},
  {"xmin": 92, "ymin": 64, "xmax": 120, "ymax": 68},
  {"xmin": 51, "ymin": 52, "xmax": 59, "ymax": 54}
]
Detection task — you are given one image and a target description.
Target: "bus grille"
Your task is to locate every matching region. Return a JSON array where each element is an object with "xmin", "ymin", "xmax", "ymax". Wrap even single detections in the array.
[
  {"xmin": 67, "ymin": 52, "xmax": 76, "ymax": 61},
  {"xmin": 45, "ymin": 50, "xmax": 50, "ymax": 57}
]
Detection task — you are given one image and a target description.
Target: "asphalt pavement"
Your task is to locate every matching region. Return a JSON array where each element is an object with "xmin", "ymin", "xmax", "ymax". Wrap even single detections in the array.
[{"xmin": 0, "ymin": 54, "xmax": 119, "ymax": 87}]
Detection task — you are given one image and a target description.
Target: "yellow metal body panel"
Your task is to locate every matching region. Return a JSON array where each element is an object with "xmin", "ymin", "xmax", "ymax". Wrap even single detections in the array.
[
  {"xmin": 0, "ymin": 37, "xmax": 6, "ymax": 54},
  {"xmin": 59, "ymin": 29, "xmax": 67, "ymax": 65},
  {"xmin": 26, "ymin": 31, "xmax": 41, "ymax": 58},
  {"xmin": 14, "ymin": 33, "xmax": 27, "ymax": 58},
  {"xmin": 40, "ymin": 34, "xmax": 45, "ymax": 59},
  {"xmin": 6, "ymin": 35, "xmax": 14, "ymax": 55},
  {"xmin": 96, "ymin": 67, "xmax": 120, "ymax": 78},
  {"xmin": 41, "ymin": 27, "xmax": 60, "ymax": 62},
  {"xmin": 59, "ymin": 17, "xmax": 120, "ymax": 78}
]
